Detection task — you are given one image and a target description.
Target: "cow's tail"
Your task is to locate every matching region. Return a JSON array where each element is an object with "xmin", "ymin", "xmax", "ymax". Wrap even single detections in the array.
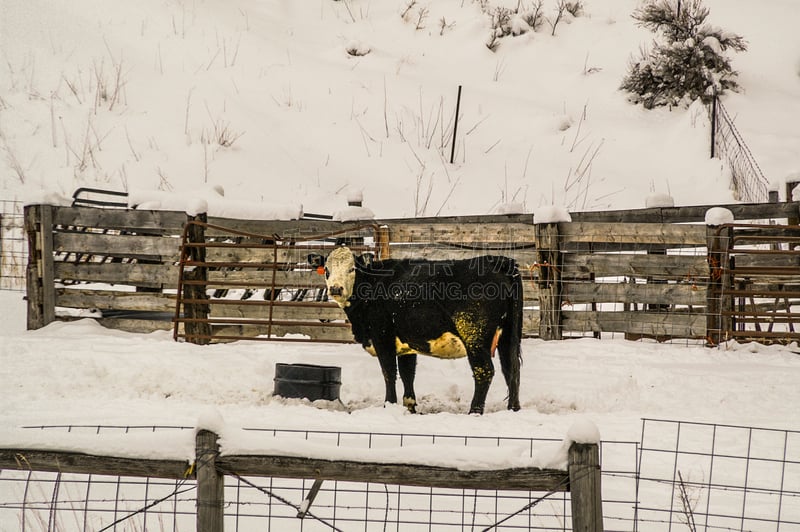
[{"xmin": 498, "ymin": 258, "xmax": 523, "ymax": 411}]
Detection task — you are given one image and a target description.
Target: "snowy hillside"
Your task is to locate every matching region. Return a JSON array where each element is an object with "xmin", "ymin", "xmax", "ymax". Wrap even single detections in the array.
[{"xmin": 2, "ymin": 0, "xmax": 798, "ymax": 217}]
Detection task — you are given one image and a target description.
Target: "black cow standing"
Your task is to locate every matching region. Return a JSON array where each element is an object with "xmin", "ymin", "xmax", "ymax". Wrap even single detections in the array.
[{"xmin": 312, "ymin": 246, "xmax": 522, "ymax": 415}]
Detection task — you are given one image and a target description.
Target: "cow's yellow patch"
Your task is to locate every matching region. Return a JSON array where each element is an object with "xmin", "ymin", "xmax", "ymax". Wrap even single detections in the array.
[
  {"xmin": 363, "ymin": 335, "xmax": 466, "ymax": 359},
  {"xmin": 453, "ymin": 310, "xmax": 487, "ymax": 347},
  {"xmin": 395, "ymin": 337, "xmax": 416, "ymax": 355},
  {"xmin": 427, "ymin": 332, "xmax": 467, "ymax": 359}
]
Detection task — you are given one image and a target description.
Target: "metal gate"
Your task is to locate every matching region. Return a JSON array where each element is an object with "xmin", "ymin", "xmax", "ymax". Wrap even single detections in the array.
[
  {"xmin": 173, "ymin": 219, "xmax": 382, "ymax": 344},
  {"xmin": 718, "ymin": 223, "xmax": 800, "ymax": 344}
]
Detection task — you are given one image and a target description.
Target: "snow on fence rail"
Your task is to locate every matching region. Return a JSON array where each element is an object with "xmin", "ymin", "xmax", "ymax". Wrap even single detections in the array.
[
  {"xmin": 22, "ymin": 200, "xmax": 800, "ymax": 344},
  {"xmin": 0, "ymin": 428, "xmax": 603, "ymax": 532},
  {"xmin": 2, "ymin": 420, "xmax": 798, "ymax": 531}
]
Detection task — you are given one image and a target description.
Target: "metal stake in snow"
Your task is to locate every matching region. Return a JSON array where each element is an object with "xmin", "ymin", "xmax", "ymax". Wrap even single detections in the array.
[{"xmin": 450, "ymin": 85, "xmax": 462, "ymax": 164}]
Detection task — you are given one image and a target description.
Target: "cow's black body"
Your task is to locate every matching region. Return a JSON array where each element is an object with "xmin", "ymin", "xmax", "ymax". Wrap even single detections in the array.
[{"xmin": 318, "ymin": 249, "xmax": 523, "ymax": 415}]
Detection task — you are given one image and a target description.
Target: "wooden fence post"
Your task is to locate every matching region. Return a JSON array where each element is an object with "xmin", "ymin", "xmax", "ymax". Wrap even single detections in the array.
[
  {"xmin": 184, "ymin": 213, "xmax": 211, "ymax": 344},
  {"xmin": 196, "ymin": 429, "xmax": 224, "ymax": 532},
  {"xmin": 24, "ymin": 204, "xmax": 55, "ymax": 329},
  {"xmin": 787, "ymin": 178, "xmax": 800, "ymax": 226},
  {"xmin": 535, "ymin": 222, "xmax": 563, "ymax": 340},
  {"xmin": 706, "ymin": 223, "xmax": 733, "ymax": 345},
  {"xmin": 568, "ymin": 442, "xmax": 603, "ymax": 532}
]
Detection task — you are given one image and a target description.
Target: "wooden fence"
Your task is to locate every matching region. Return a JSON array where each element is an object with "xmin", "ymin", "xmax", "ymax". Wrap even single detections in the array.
[
  {"xmin": 0, "ymin": 431, "xmax": 603, "ymax": 532},
  {"xmin": 24, "ymin": 201, "xmax": 800, "ymax": 344}
]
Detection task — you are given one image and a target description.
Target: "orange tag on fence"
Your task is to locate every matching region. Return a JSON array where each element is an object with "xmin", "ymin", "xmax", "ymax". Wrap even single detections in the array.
[{"xmin": 316, "ymin": 266, "xmax": 325, "ymax": 275}]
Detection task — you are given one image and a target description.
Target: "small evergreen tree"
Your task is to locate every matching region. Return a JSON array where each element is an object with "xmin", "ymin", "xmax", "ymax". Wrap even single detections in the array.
[{"xmin": 621, "ymin": 0, "xmax": 747, "ymax": 109}]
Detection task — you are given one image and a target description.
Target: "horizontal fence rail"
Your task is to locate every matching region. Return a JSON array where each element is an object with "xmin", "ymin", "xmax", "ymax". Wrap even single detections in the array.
[
  {"xmin": 22, "ymin": 201, "xmax": 800, "ymax": 344},
  {"xmin": 0, "ymin": 428, "xmax": 604, "ymax": 532}
]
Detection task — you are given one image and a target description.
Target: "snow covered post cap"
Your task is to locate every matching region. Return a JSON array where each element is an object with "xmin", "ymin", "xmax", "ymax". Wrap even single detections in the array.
[
  {"xmin": 785, "ymin": 171, "xmax": 800, "ymax": 202},
  {"xmin": 347, "ymin": 190, "xmax": 363, "ymax": 207},
  {"xmin": 495, "ymin": 202, "xmax": 526, "ymax": 215},
  {"xmin": 645, "ymin": 193, "xmax": 674, "ymax": 208},
  {"xmin": 533, "ymin": 205, "xmax": 572, "ymax": 224},
  {"xmin": 704, "ymin": 207, "xmax": 734, "ymax": 226},
  {"xmin": 334, "ymin": 191, "xmax": 375, "ymax": 222}
]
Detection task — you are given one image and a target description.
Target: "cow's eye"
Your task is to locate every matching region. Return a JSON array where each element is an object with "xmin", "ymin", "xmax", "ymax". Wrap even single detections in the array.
[{"xmin": 348, "ymin": 267, "xmax": 355, "ymax": 273}]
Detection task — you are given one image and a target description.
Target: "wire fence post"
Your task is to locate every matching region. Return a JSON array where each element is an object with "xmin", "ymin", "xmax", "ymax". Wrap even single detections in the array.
[
  {"xmin": 568, "ymin": 442, "xmax": 603, "ymax": 532},
  {"xmin": 706, "ymin": 221, "xmax": 733, "ymax": 345},
  {"xmin": 196, "ymin": 429, "xmax": 224, "ymax": 532},
  {"xmin": 710, "ymin": 91, "xmax": 717, "ymax": 159},
  {"xmin": 535, "ymin": 221, "xmax": 563, "ymax": 340},
  {"xmin": 183, "ymin": 213, "xmax": 211, "ymax": 344}
]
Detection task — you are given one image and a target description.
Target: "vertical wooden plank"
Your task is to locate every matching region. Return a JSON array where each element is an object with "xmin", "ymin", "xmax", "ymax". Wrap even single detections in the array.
[
  {"xmin": 568, "ymin": 443, "xmax": 603, "ymax": 532},
  {"xmin": 24, "ymin": 205, "xmax": 55, "ymax": 329},
  {"xmin": 24, "ymin": 205, "xmax": 44, "ymax": 329},
  {"xmin": 786, "ymin": 179, "xmax": 800, "ymax": 226},
  {"xmin": 535, "ymin": 222, "xmax": 562, "ymax": 340},
  {"xmin": 40, "ymin": 205, "xmax": 56, "ymax": 325},
  {"xmin": 184, "ymin": 213, "xmax": 211, "ymax": 344},
  {"xmin": 196, "ymin": 429, "xmax": 224, "ymax": 532}
]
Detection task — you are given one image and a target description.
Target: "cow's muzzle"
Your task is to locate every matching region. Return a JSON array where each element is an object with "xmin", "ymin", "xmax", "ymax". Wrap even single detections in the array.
[{"xmin": 329, "ymin": 285, "xmax": 344, "ymax": 296}]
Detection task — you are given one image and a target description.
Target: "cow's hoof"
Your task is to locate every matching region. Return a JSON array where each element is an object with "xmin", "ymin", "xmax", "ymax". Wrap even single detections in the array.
[
  {"xmin": 468, "ymin": 406, "xmax": 484, "ymax": 415},
  {"xmin": 508, "ymin": 401, "xmax": 521, "ymax": 412},
  {"xmin": 403, "ymin": 396, "xmax": 417, "ymax": 414}
]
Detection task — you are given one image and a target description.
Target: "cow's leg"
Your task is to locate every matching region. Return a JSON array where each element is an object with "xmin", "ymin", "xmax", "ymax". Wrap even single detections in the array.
[
  {"xmin": 373, "ymin": 345, "xmax": 399, "ymax": 405},
  {"xmin": 398, "ymin": 354, "xmax": 417, "ymax": 413},
  {"xmin": 466, "ymin": 347, "xmax": 495, "ymax": 415}
]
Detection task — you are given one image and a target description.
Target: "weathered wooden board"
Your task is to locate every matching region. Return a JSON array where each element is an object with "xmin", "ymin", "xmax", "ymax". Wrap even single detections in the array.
[
  {"xmin": 95, "ymin": 317, "xmax": 175, "ymax": 334},
  {"xmin": 205, "ymin": 217, "xmax": 375, "ymax": 240},
  {"xmin": 562, "ymin": 310, "xmax": 706, "ymax": 337},
  {"xmin": 209, "ymin": 301, "xmax": 345, "ymax": 321},
  {"xmin": 388, "ymin": 223, "xmax": 535, "ymax": 244},
  {"xmin": 0, "ymin": 449, "xmax": 191, "ymax": 480},
  {"xmin": 54, "ymin": 262, "xmax": 178, "ymax": 288},
  {"xmin": 562, "ymin": 253, "xmax": 708, "ymax": 279},
  {"xmin": 568, "ymin": 201, "xmax": 800, "ymax": 223},
  {"xmin": 203, "ymin": 246, "xmax": 353, "ymax": 264},
  {"xmin": 209, "ymin": 322, "xmax": 354, "ymax": 343},
  {"xmin": 386, "ymin": 245, "xmax": 538, "ymax": 264},
  {"xmin": 562, "ymin": 281, "xmax": 707, "ymax": 306},
  {"xmin": 56, "ymin": 289, "xmax": 176, "ymax": 311},
  {"xmin": 52, "ymin": 206, "xmax": 186, "ymax": 234},
  {"xmin": 522, "ymin": 309, "xmax": 540, "ymax": 336},
  {"xmin": 206, "ymin": 269, "xmax": 326, "ymax": 288},
  {"xmin": 560, "ymin": 222, "xmax": 707, "ymax": 246},
  {"xmin": 54, "ymin": 232, "xmax": 180, "ymax": 260},
  {"xmin": 216, "ymin": 454, "xmax": 568, "ymax": 492}
]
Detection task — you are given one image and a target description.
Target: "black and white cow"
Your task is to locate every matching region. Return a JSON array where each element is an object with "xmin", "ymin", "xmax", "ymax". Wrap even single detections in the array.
[{"xmin": 311, "ymin": 246, "xmax": 523, "ymax": 415}]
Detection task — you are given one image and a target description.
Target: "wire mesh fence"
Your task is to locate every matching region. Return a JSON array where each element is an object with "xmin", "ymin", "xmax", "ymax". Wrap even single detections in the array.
[
  {"xmin": 3, "ymin": 421, "xmax": 798, "ymax": 531},
  {"xmin": 0, "ymin": 424, "xmax": 638, "ymax": 532},
  {"xmin": 0, "ymin": 199, "xmax": 26, "ymax": 291},
  {"xmin": 712, "ymin": 97, "xmax": 770, "ymax": 204},
  {"xmin": 635, "ymin": 418, "xmax": 800, "ymax": 531}
]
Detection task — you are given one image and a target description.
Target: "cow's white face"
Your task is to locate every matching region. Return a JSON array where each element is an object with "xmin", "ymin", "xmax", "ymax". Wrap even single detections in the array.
[{"xmin": 325, "ymin": 247, "xmax": 356, "ymax": 308}]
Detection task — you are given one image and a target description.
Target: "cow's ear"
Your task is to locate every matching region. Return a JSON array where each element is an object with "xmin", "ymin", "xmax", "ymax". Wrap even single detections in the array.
[
  {"xmin": 356, "ymin": 252, "xmax": 374, "ymax": 269},
  {"xmin": 307, "ymin": 253, "xmax": 325, "ymax": 268}
]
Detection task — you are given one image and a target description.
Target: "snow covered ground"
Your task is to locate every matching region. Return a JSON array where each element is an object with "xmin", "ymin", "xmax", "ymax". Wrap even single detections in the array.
[
  {"xmin": 1, "ymin": 289, "xmax": 799, "ymax": 462},
  {"xmin": 2, "ymin": 0, "xmax": 800, "ymax": 528}
]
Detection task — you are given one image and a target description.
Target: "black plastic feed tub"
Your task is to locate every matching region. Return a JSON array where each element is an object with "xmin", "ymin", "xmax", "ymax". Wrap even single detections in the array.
[{"xmin": 273, "ymin": 363, "xmax": 342, "ymax": 402}]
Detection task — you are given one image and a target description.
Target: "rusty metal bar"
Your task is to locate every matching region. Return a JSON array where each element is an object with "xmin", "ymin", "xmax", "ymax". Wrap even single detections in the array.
[
  {"xmin": 710, "ymin": 222, "xmax": 800, "ymax": 344},
  {"xmin": 173, "ymin": 333, "xmax": 353, "ymax": 343}
]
